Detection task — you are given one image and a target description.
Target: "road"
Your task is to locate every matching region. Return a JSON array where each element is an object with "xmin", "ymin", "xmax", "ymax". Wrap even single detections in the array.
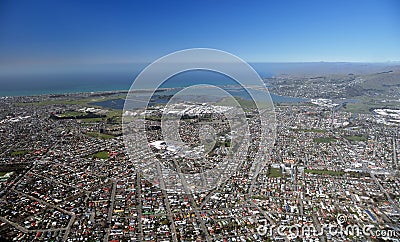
[
  {"xmin": 156, "ymin": 164, "xmax": 178, "ymax": 242},
  {"xmin": 136, "ymin": 174, "xmax": 144, "ymax": 242},
  {"xmin": 370, "ymin": 172, "xmax": 400, "ymax": 213},
  {"xmin": 103, "ymin": 179, "xmax": 117, "ymax": 242},
  {"xmin": 393, "ymin": 137, "xmax": 397, "ymax": 169},
  {"xmin": 172, "ymin": 159, "xmax": 211, "ymax": 242}
]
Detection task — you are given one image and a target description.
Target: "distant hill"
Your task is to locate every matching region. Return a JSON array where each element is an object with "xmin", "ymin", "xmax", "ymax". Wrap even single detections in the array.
[{"xmin": 250, "ymin": 62, "xmax": 400, "ymax": 76}]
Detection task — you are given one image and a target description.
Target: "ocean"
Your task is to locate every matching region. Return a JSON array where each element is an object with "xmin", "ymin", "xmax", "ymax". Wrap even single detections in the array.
[
  {"xmin": 0, "ymin": 64, "xmax": 308, "ymax": 104},
  {"xmin": 0, "ymin": 61, "xmax": 394, "ymax": 97}
]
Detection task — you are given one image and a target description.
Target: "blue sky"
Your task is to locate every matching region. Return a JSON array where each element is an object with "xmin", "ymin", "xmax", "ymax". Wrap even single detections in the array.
[{"xmin": 0, "ymin": 0, "xmax": 399, "ymax": 67}]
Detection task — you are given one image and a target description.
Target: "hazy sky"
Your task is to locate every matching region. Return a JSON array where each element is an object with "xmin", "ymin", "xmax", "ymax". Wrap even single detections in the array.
[{"xmin": 0, "ymin": 0, "xmax": 399, "ymax": 68}]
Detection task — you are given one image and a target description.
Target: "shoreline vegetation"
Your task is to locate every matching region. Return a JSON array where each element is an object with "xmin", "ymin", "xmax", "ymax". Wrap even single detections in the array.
[
  {"xmin": 9, "ymin": 83, "xmax": 400, "ymax": 118},
  {"xmin": 2, "ymin": 88, "xmax": 175, "ymax": 99},
  {"xmin": 14, "ymin": 87, "xmax": 308, "ymax": 109}
]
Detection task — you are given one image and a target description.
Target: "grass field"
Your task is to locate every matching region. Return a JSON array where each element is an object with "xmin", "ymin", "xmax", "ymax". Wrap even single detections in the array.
[
  {"xmin": 305, "ymin": 169, "xmax": 344, "ymax": 176},
  {"xmin": 58, "ymin": 111, "xmax": 86, "ymax": 118},
  {"xmin": 18, "ymin": 95, "xmax": 125, "ymax": 127},
  {"xmin": 268, "ymin": 167, "xmax": 283, "ymax": 178},
  {"xmin": 106, "ymin": 110, "xmax": 123, "ymax": 124},
  {"xmin": 92, "ymin": 151, "xmax": 109, "ymax": 159},
  {"xmin": 0, "ymin": 172, "xmax": 8, "ymax": 176},
  {"xmin": 145, "ymin": 115, "xmax": 162, "ymax": 122},
  {"xmin": 79, "ymin": 118, "xmax": 103, "ymax": 123},
  {"xmin": 313, "ymin": 137, "xmax": 336, "ymax": 143},
  {"xmin": 217, "ymin": 96, "xmax": 257, "ymax": 110},
  {"xmin": 16, "ymin": 94, "xmax": 127, "ymax": 108},
  {"xmin": 74, "ymin": 110, "xmax": 122, "ymax": 124},
  {"xmin": 10, "ymin": 150, "xmax": 30, "ymax": 156},
  {"xmin": 17, "ymin": 99, "xmax": 92, "ymax": 107},
  {"xmin": 344, "ymin": 98, "xmax": 399, "ymax": 114},
  {"xmin": 345, "ymin": 135, "xmax": 367, "ymax": 142}
]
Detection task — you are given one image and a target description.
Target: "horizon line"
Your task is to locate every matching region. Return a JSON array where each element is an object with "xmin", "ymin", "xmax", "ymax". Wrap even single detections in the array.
[{"xmin": 1, "ymin": 60, "xmax": 400, "ymax": 67}]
